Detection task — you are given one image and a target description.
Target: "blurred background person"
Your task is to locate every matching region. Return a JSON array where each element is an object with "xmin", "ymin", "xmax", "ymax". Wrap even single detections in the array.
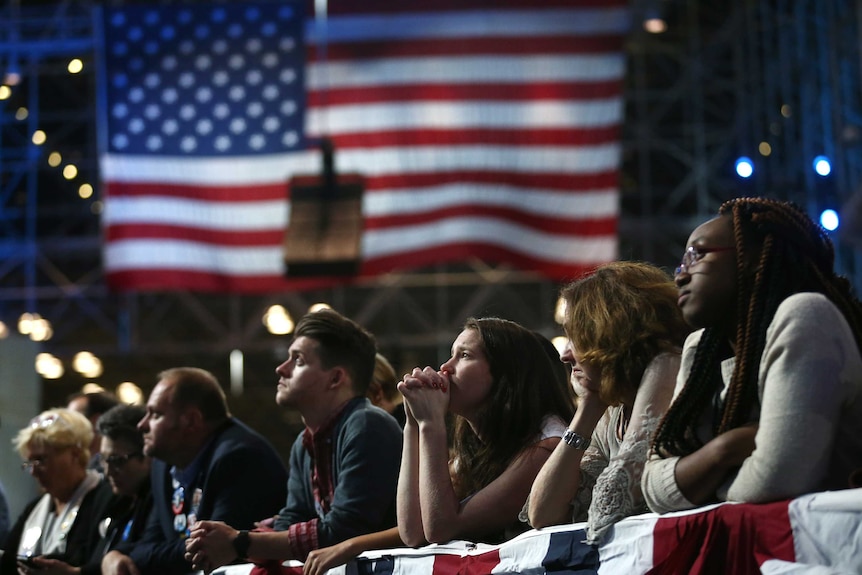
[
  {"xmin": 104, "ymin": 367, "xmax": 287, "ymax": 575},
  {"xmin": 0, "ymin": 415, "xmax": 10, "ymax": 548},
  {"xmin": 26, "ymin": 404, "xmax": 153, "ymax": 575},
  {"xmin": 91, "ymin": 403, "xmax": 152, "ymax": 560},
  {"xmin": 1, "ymin": 409, "xmax": 112, "ymax": 575},
  {"xmin": 0, "ymin": 479, "xmax": 9, "ymax": 549},
  {"xmin": 67, "ymin": 391, "xmax": 121, "ymax": 471},
  {"xmin": 366, "ymin": 353, "xmax": 406, "ymax": 427}
]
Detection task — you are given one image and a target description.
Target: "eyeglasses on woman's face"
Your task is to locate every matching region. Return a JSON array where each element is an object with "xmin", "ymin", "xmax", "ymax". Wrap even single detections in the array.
[
  {"xmin": 20, "ymin": 456, "xmax": 48, "ymax": 473},
  {"xmin": 674, "ymin": 245, "xmax": 735, "ymax": 278},
  {"xmin": 20, "ymin": 447, "xmax": 65, "ymax": 472}
]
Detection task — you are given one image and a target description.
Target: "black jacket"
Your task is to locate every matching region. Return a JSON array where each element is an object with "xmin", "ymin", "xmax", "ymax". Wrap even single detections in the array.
[
  {"xmin": 129, "ymin": 418, "xmax": 288, "ymax": 575},
  {"xmin": 0, "ymin": 479, "xmax": 113, "ymax": 575}
]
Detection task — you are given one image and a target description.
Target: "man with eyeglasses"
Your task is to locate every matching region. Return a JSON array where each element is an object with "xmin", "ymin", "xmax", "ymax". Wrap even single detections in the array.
[
  {"xmin": 93, "ymin": 404, "xmax": 153, "ymax": 561},
  {"xmin": 101, "ymin": 367, "xmax": 288, "ymax": 575}
]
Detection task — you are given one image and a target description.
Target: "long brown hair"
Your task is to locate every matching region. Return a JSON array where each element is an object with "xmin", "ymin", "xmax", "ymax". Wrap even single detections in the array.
[{"xmin": 451, "ymin": 318, "xmax": 575, "ymax": 498}]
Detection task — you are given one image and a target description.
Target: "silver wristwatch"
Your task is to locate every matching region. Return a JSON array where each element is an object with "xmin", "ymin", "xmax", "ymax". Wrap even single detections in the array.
[{"xmin": 562, "ymin": 428, "xmax": 591, "ymax": 450}]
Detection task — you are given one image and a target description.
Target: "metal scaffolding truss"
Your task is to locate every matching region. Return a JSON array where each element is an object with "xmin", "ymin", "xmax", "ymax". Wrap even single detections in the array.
[
  {"xmin": 623, "ymin": 0, "xmax": 862, "ymax": 280},
  {"xmin": 1, "ymin": 0, "xmax": 861, "ymax": 392}
]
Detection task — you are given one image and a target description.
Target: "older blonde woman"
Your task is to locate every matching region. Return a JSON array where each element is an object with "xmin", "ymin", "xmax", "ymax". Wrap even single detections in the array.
[{"xmin": 1, "ymin": 408, "xmax": 113, "ymax": 575}]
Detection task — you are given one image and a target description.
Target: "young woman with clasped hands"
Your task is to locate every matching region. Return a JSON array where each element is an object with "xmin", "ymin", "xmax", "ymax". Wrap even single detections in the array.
[{"xmin": 397, "ymin": 317, "xmax": 576, "ymax": 547}]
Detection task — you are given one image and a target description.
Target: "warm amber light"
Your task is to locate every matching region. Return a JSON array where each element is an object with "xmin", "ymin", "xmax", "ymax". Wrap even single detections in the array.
[
  {"xmin": 644, "ymin": 18, "xmax": 667, "ymax": 34},
  {"xmin": 82, "ymin": 383, "xmax": 106, "ymax": 394},
  {"xmin": 74, "ymin": 351, "xmax": 104, "ymax": 377},
  {"xmin": 117, "ymin": 382, "xmax": 144, "ymax": 404},
  {"xmin": 263, "ymin": 305, "xmax": 294, "ymax": 335},
  {"xmin": 35, "ymin": 353, "xmax": 64, "ymax": 379}
]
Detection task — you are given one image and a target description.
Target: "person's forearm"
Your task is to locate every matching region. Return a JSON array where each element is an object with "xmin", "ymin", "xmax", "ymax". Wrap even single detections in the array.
[
  {"xmin": 528, "ymin": 404, "xmax": 604, "ymax": 528},
  {"xmin": 396, "ymin": 419, "xmax": 425, "ymax": 547},
  {"xmin": 528, "ymin": 442, "xmax": 583, "ymax": 528},
  {"xmin": 673, "ymin": 450, "xmax": 733, "ymax": 504},
  {"xmin": 340, "ymin": 527, "xmax": 403, "ymax": 557},
  {"xmin": 673, "ymin": 429, "xmax": 754, "ymax": 505},
  {"xmin": 417, "ymin": 420, "xmax": 460, "ymax": 543},
  {"xmin": 247, "ymin": 530, "xmax": 299, "ymax": 561}
]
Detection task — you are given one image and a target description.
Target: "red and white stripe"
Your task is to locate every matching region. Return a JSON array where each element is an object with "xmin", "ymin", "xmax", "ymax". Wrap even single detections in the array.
[{"xmin": 102, "ymin": 0, "xmax": 627, "ymax": 292}]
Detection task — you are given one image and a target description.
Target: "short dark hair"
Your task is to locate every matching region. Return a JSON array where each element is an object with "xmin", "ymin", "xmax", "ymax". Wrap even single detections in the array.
[
  {"xmin": 68, "ymin": 391, "xmax": 121, "ymax": 419},
  {"xmin": 97, "ymin": 404, "xmax": 147, "ymax": 452},
  {"xmin": 294, "ymin": 309, "xmax": 377, "ymax": 395},
  {"xmin": 158, "ymin": 367, "xmax": 230, "ymax": 424}
]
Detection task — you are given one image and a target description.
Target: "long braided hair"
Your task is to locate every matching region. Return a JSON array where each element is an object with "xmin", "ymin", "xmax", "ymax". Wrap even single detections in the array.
[{"xmin": 652, "ymin": 197, "xmax": 862, "ymax": 457}]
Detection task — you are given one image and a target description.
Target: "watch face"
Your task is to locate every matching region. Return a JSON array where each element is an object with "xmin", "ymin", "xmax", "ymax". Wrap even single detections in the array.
[
  {"xmin": 233, "ymin": 530, "xmax": 251, "ymax": 558},
  {"xmin": 563, "ymin": 429, "xmax": 589, "ymax": 450}
]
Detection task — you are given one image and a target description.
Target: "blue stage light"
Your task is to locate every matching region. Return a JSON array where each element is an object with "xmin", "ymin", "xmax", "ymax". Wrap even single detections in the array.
[
  {"xmin": 813, "ymin": 155, "xmax": 831, "ymax": 176},
  {"xmin": 820, "ymin": 209, "xmax": 839, "ymax": 231},
  {"xmin": 735, "ymin": 156, "xmax": 754, "ymax": 178}
]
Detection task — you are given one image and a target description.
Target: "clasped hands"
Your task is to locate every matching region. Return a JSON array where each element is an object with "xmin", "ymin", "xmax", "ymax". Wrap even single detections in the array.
[
  {"xmin": 184, "ymin": 520, "xmax": 239, "ymax": 575},
  {"xmin": 397, "ymin": 366, "xmax": 450, "ymax": 422}
]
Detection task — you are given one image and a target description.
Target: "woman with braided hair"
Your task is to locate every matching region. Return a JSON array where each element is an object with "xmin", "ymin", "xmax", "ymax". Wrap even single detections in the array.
[{"xmin": 642, "ymin": 197, "xmax": 862, "ymax": 513}]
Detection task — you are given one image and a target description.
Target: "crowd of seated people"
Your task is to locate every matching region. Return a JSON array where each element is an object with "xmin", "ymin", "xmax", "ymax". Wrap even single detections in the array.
[{"xmin": 1, "ymin": 197, "xmax": 861, "ymax": 575}]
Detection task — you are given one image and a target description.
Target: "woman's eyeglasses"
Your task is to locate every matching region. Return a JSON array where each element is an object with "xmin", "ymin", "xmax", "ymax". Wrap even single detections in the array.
[
  {"xmin": 674, "ymin": 246, "xmax": 734, "ymax": 277},
  {"xmin": 101, "ymin": 452, "xmax": 144, "ymax": 470},
  {"xmin": 20, "ymin": 456, "xmax": 48, "ymax": 472}
]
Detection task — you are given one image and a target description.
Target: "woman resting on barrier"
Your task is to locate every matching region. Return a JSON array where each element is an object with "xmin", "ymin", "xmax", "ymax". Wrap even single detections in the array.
[{"xmin": 525, "ymin": 261, "xmax": 689, "ymax": 543}]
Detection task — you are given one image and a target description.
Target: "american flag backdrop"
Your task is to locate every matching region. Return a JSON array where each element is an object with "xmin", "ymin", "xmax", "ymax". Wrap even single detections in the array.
[{"xmin": 97, "ymin": 0, "xmax": 627, "ymax": 293}]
